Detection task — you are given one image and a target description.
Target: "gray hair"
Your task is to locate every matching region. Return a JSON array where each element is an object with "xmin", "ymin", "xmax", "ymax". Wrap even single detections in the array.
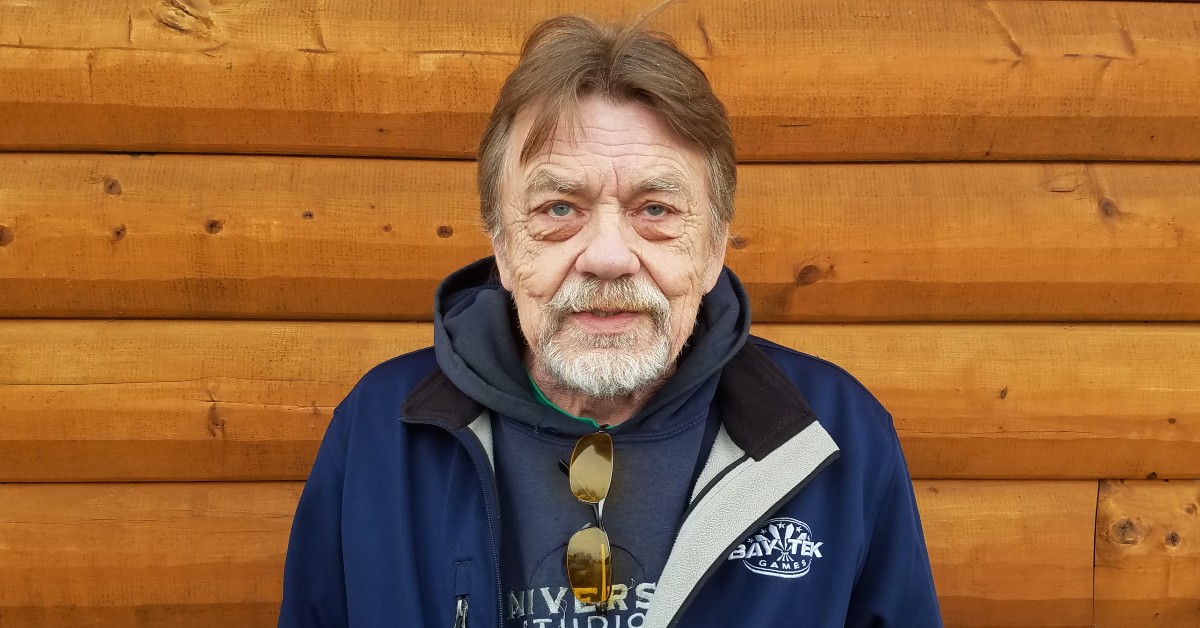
[{"xmin": 476, "ymin": 14, "xmax": 736, "ymax": 251}]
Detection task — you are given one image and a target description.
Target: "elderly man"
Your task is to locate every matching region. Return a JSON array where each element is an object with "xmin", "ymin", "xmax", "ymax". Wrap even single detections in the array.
[{"xmin": 279, "ymin": 14, "xmax": 940, "ymax": 628}]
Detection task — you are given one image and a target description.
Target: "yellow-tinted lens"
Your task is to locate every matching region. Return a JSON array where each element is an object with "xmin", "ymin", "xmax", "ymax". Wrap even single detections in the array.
[
  {"xmin": 566, "ymin": 526, "xmax": 612, "ymax": 605},
  {"xmin": 569, "ymin": 431, "xmax": 613, "ymax": 504}
]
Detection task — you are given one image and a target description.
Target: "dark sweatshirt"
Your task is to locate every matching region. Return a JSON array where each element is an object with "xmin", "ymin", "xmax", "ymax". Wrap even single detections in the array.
[{"xmin": 434, "ymin": 258, "xmax": 749, "ymax": 627}]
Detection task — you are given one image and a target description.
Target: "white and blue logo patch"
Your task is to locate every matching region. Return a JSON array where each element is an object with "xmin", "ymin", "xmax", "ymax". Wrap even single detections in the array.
[{"xmin": 727, "ymin": 517, "xmax": 823, "ymax": 578}]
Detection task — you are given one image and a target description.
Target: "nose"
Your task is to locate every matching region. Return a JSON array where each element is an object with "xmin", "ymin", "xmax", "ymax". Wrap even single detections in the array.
[{"xmin": 574, "ymin": 218, "xmax": 640, "ymax": 280}]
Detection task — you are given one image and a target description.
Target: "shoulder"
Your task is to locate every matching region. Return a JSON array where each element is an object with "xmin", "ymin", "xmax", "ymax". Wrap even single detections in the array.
[
  {"xmin": 351, "ymin": 346, "xmax": 439, "ymax": 400},
  {"xmin": 749, "ymin": 336, "xmax": 888, "ymax": 416},
  {"xmin": 748, "ymin": 335, "xmax": 898, "ymax": 464},
  {"xmin": 325, "ymin": 347, "xmax": 439, "ymax": 442}
]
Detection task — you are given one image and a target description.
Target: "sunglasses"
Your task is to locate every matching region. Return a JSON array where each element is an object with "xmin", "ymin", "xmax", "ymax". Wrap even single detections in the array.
[{"xmin": 565, "ymin": 430, "xmax": 614, "ymax": 605}]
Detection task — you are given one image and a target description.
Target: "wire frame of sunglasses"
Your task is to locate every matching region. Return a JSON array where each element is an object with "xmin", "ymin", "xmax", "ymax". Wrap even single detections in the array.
[{"xmin": 566, "ymin": 431, "xmax": 614, "ymax": 605}]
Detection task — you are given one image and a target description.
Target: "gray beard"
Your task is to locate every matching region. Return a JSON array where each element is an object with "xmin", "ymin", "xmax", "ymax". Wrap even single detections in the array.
[
  {"xmin": 540, "ymin": 324, "xmax": 673, "ymax": 398},
  {"xmin": 534, "ymin": 276, "xmax": 674, "ymax": 399}
]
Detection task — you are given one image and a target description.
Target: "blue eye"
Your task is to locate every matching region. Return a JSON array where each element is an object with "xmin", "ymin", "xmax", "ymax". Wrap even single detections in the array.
[
  {"xmin": 644, "ymin": 204, "xmax": 667, "ymax": 217},
  {"xmin": 549, "ymin": 203, "xmax": 573, "ymax": 217}
]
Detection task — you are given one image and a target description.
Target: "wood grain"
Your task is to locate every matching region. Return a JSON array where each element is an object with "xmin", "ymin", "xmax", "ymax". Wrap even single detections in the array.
[
  {"xmin": 2, "ymin": 154, "xmax": 1198, "ymax": 321},
  {"xmin": 1095, "ymin": 479, "xmax": 1200, "ymax": 627},
  {"xmin": 2, "ymin": 321, "xmax": 1196, "ymax": 481},
  {"xmin": 757, "ymin": 324, "xmax": 1200, "ymax": 482},
  {"xmin": 0, "ymin": 320, "xmax": 428, "ymax": 482},
  {"xmin": 0, "ymin": 482, "xmax": 299, "ymax": 627},
  {"xmin": 0, "ymin": 480, "xmax": 1097, "ymax": 627},
  {"xmin": 914, "ymin": 480, "xmax": 1097, "ymax": 627},
  {"xmin": 1, "ymin": 0, "xmax": 1198, "ymax": 160}
]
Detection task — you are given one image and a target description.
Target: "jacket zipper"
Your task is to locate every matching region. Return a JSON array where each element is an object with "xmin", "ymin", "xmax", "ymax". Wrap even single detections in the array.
[
  {"xmin": 405, "ymin": 415, "xmax": 502, "ymax": 628},
  {"xmin": 448, "ymin": 426, "xmax": 503, "ymax": 628},
  {"xmin": 453, "ymin": 594, "xmax": 469, "ymax": 628}
]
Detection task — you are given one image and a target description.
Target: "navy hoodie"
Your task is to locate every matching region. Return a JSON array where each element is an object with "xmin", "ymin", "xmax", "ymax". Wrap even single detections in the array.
[
  {"xmin": 278, "ymin": 259, "xmax": 942, "ymax": 628},
  {"xmin": 435, "ymin": 258, "xmax": 749, "ymax": 627}
]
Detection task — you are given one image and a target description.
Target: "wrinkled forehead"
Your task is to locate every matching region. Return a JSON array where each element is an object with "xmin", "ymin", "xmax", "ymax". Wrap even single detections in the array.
[{"xmin": 501, "ymin": 98, "xmax": 709, "ymax": 197}]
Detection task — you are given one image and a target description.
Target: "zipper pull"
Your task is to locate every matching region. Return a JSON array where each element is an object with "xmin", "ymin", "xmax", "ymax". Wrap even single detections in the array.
[{"xmin": 453, "ymin": 595, "xmax": 468, "ymax": 628}]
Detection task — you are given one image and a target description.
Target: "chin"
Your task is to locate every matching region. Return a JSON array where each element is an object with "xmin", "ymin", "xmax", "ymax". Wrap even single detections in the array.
[{"xmin": 541, "ymin": 338, "xmax": 672, "ymax": 399}]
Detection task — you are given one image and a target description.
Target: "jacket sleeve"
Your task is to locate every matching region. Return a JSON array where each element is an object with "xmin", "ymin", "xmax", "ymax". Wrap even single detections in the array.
[
  {"xmin": 844, "ymin": 445, "xmax": 943, "ymax": 627},
  {"xmin": 277, "ymin": 406, "xmax": 351, "ymax": 628}
]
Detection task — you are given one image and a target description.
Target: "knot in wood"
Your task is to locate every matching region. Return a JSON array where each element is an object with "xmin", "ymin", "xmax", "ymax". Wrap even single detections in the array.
[
  {"xmin": 206, "ymin": 404, "xmax": 226, "ymax": 439},
  {"xmin": 1111, "ymin": 517, "xmax": 1146, "ymax": 545},
  {"xmin": 729, "ymin": 235, "xmax": 748, "ymax": 250},
  {"xmin": 153, "ymin": 0, "xmax": 216, "ymax": 35},
  {"xmin": 112, "ymin": 225, "xmax": 127, "ymax": 242},
  {"xmin": 302, "ymin": 211, "xmax": 315, "ymax": 221},
  {"xmin": 1098, "ymin": 197, "xmax": 1120, "ymax": 218},
  {"xmin": 0, "ymin": 225, "xmax": 12, "ymax": 247},
  {"xmin": 437, "ymin": 225, "xmax": 454, "ymax": 238},
  {"xmin": 104, "ymin": 178, "xmax": 122, "ymax": 195},
  {"xmin": 1165, "ymin": 531, "xmax": 1181, "ymax": 547},
  {"xmin": 205, "ymin": 219, "xmax": 223, "ymax": 234},
  {"xmin": 795, "ymin": 264, "xmax": 824, "ymax": 286}
]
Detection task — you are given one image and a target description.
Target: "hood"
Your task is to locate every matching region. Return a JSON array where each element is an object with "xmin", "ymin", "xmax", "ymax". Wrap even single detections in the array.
[{"xmin": 432, "ymin": 257, "xmax": 751, "ymax": 437}]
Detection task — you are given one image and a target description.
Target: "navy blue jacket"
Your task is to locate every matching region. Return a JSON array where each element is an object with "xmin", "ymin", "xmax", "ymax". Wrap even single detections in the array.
[{"xmin": 279, "ymin": 338, "xmax": 941, "ymax": 627}]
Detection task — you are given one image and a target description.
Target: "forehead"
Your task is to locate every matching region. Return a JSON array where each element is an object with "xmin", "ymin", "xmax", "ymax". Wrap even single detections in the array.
[{"xmin": 505, "ymin": 97, "xmax": 707, "ymax": 192}]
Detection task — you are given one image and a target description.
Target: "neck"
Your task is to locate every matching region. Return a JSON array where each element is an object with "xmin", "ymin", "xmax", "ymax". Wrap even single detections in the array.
[{"xmin": 526, "ymin": 355, "xmax": 674, "ymax": 426}]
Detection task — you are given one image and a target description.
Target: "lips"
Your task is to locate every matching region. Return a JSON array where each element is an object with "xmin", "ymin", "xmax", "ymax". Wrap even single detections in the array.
[{"xmin": 569, "ymin": 310, "xmax": 642, "ymax": 333}]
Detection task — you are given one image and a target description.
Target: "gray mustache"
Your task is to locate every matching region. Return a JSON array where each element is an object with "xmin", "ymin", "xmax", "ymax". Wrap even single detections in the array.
[{"xmin": 542, "ymin": 277, "xmax": 671, "ymax": 331}]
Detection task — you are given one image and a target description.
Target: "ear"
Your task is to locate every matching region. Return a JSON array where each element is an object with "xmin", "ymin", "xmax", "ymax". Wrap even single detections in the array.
[{"xmin": 701, "ymin": 230, "xmax": 728, "ymax": 293}]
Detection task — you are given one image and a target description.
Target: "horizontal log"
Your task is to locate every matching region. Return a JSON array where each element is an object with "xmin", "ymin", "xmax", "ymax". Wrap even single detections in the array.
[
  {"xmin": 0, "ymin": 321, "xmax": 428, "ymax": 482},
  {"xmin": 913, "ymin": 480, "xmax": 1096, "ymax": 627},
  {"xmin": 1095, "ymin": 479, "xmax": 1200, "ymax": 627},
  {"xmin": 2, "ymin": 154, "xmax": 1199, "ymax": 322},
  {"xmin": 0, "ymin": 482, "xmax": 299, "ymax": 627},
  {"xmin": 1, "ymin": 321, "xmax": 1196, "ymax": 481},
  {"xmin": 759, "ymin": 324, "xmax": 1200, "ymax": 482},
  {"xmin": 0, "ymin": 480, "xmax": 1096, "ymax": 627},
  {"xmin": 1, "ymin": 1, "xmax": 1199, "ymax": 159}
]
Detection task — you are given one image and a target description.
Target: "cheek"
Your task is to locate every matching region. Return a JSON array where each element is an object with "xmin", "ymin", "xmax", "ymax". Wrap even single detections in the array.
[
  {"xmin": 647, "ymin": 247, "xmax": 713, "ymax": 301},
  {"xmin": 505, "ymin": 246, "xmax": 580, "ymax": 324},
  {"xmin": 660, "ymin": 270, "xmax": 707, "ymax": 340},
  {"xmin": 654, "ymin": 251, "xmax": 714, "ymax": 338},
  {"xmin": 514, "ymin": 294, "xmax": 545, "ymax": 338},
  {"xmin": 510, "ymin": 256, "xmax": 562, "ymax": 302},
  {"xmin": 508, "ymin": 232, "xmax": 589, "ymax": 296},
  {"xmin": 667, "ymin": 291, "xmax": 706, "ymax": 327}
]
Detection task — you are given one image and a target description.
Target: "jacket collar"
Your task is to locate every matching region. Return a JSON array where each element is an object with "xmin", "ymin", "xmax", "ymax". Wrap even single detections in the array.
[
  {"xmin": 400, "ymin": 363, "xmax": 483, "ymax": 429},
  {"xmin": 402, "ymin": 340, "xmax": 818, "ymax": 462},
  {"xmin": 715, "ymin": 340, "xmax": 818, "ymax": 460}
]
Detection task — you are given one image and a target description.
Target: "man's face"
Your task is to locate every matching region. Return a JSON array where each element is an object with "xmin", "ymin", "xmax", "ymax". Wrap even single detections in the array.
[{"xmin": 494, "ymin": 95, "xmax": 726, "ymax": 398}]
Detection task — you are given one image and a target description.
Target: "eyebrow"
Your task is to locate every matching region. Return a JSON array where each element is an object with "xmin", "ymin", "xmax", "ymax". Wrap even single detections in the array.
[
  {"xmin": 632, "ymin": 172, "xmax": 697, "ymax": 204},
  {"xmin": 523, "ymin": 170, "xmax": 585, "ymax": 199}
]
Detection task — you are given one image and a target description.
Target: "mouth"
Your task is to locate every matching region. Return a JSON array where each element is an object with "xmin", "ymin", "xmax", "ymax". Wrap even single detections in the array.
[{"xmin": 568, "ymin": 309, "xmax": 643, "ymax": 333}]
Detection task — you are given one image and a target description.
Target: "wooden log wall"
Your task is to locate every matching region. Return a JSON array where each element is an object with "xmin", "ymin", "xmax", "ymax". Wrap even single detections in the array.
[{"xmin": 1, "ymin": 1, "xmax": 1197, "ymax": 625}]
